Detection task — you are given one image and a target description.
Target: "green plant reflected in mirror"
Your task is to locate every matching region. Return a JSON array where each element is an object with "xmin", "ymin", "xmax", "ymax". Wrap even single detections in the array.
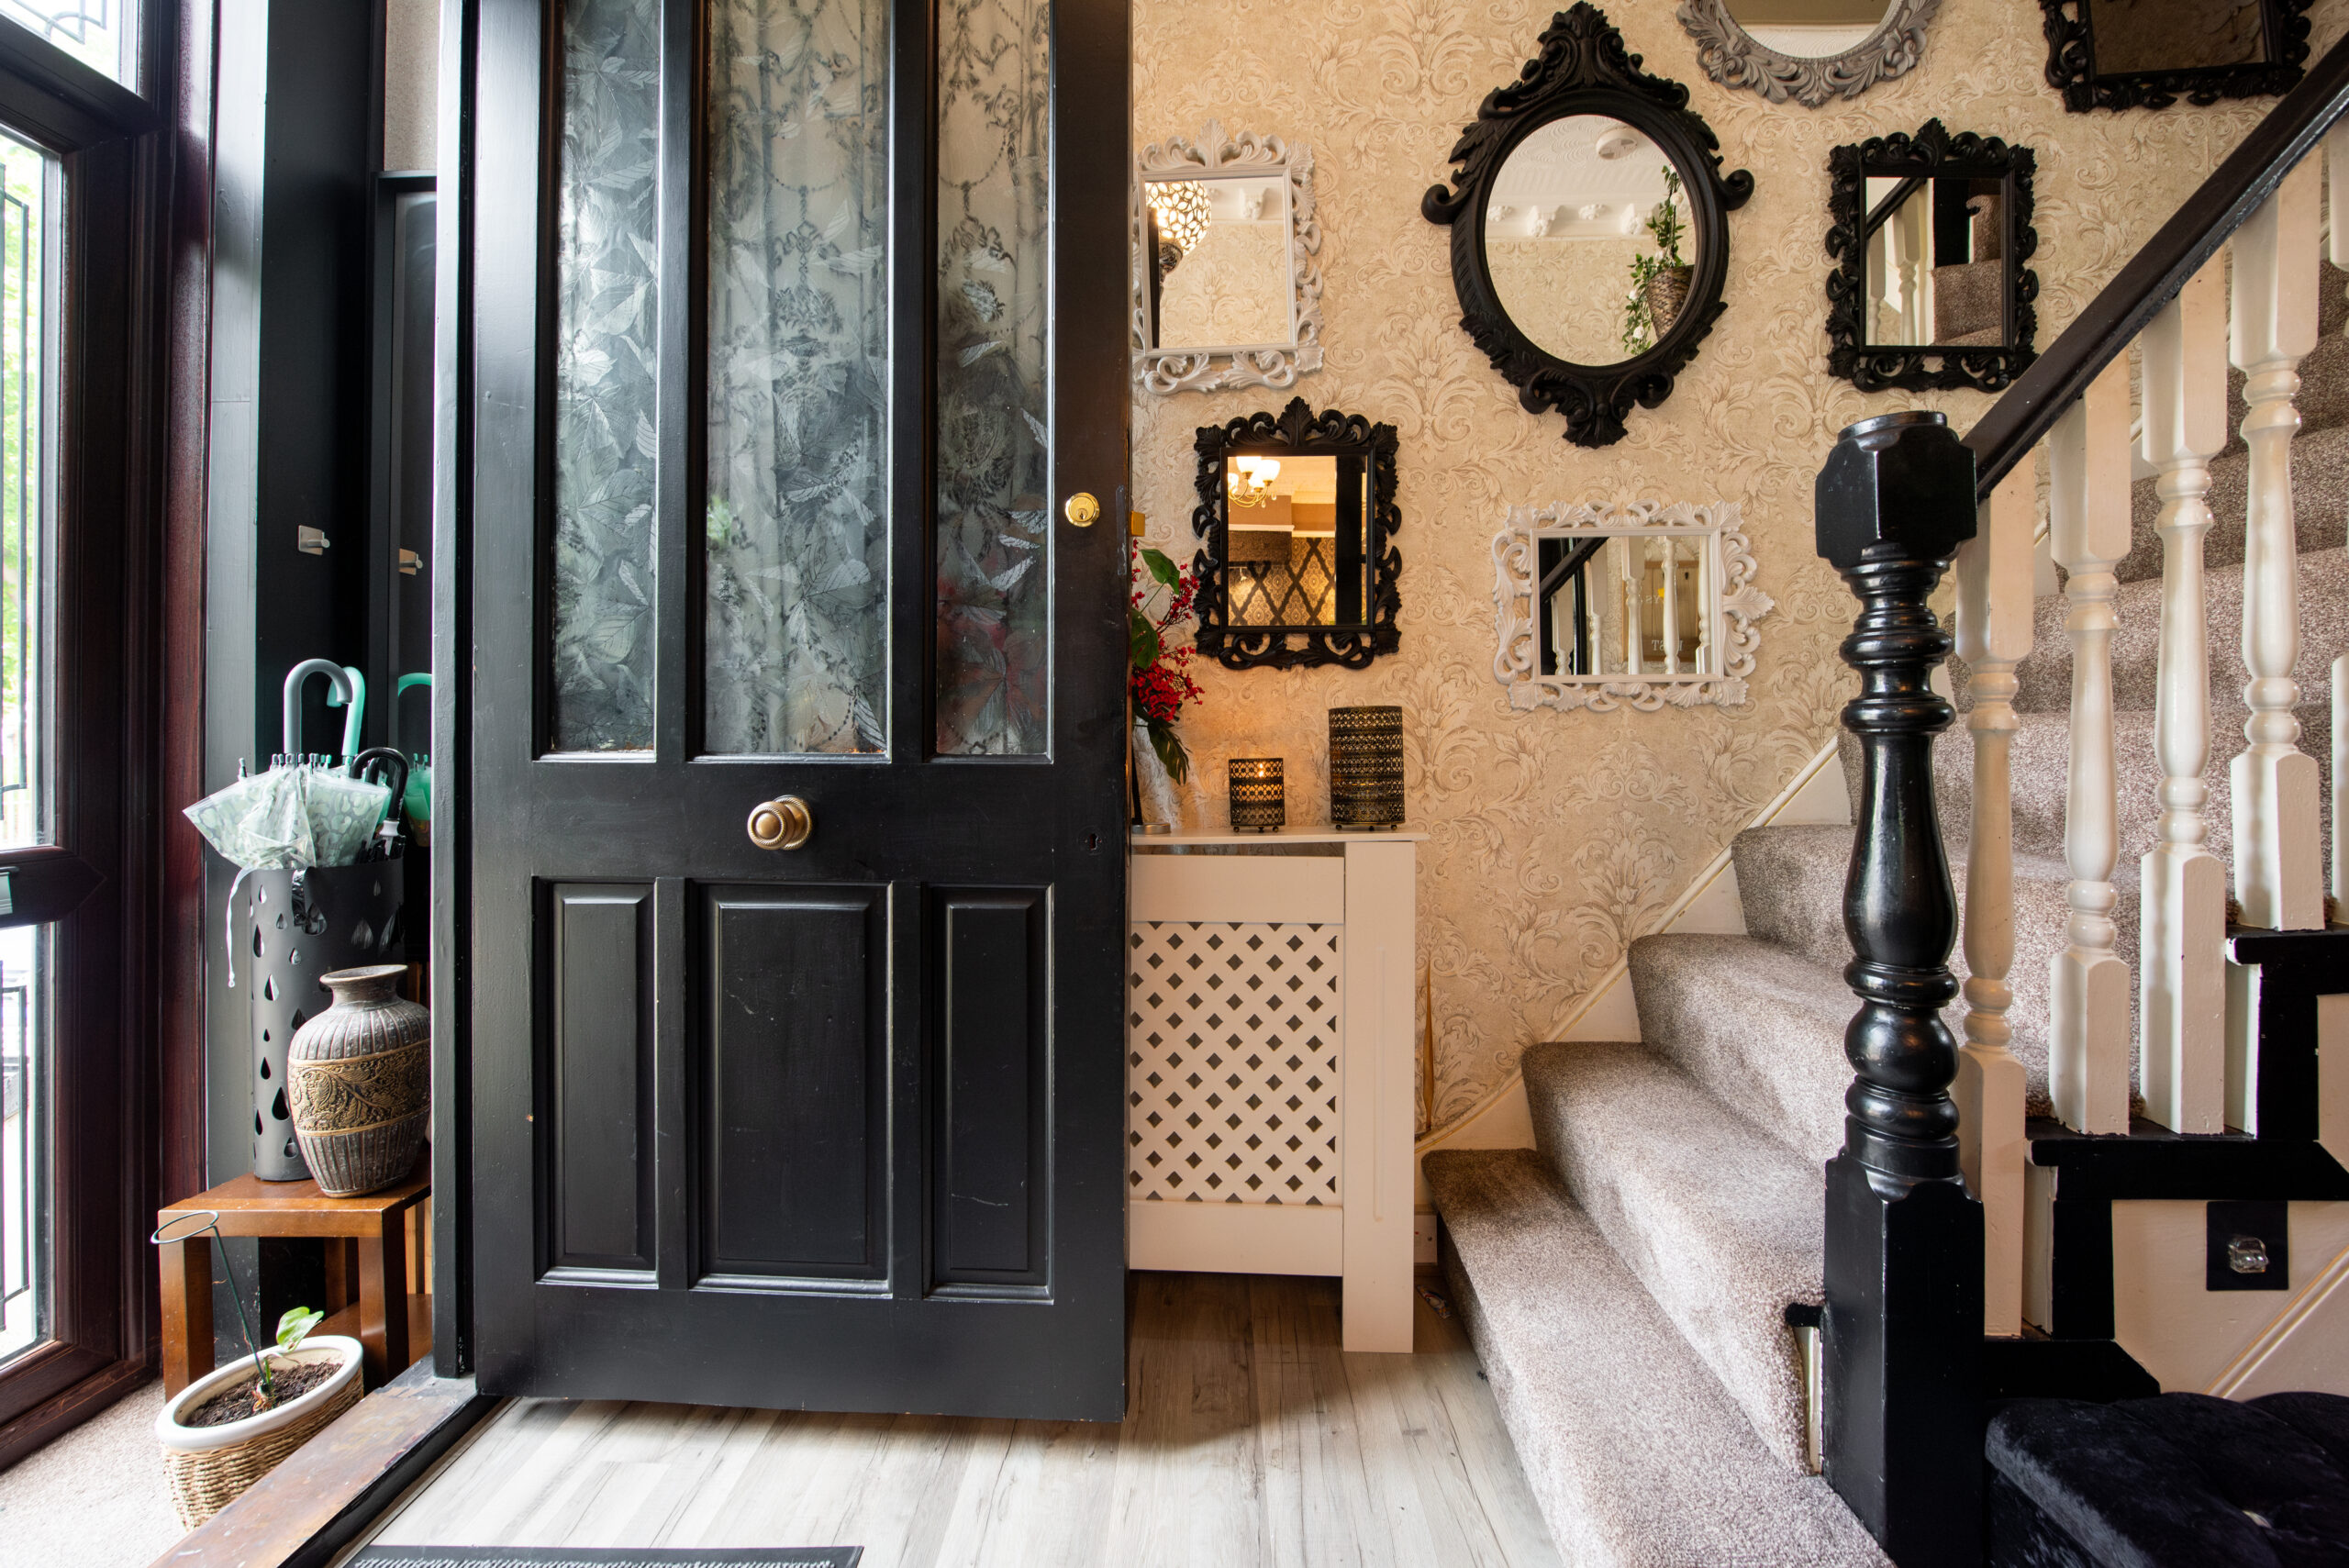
[{"xmin": 1423, "ymin": 5, "xmax": 1752, "ymax": 447}]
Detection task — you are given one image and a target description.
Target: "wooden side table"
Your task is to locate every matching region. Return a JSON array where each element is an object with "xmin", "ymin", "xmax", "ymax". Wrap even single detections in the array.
[{"xmin": 158, "ymin": 1162, "xmax": 430, "ymax": 1396}]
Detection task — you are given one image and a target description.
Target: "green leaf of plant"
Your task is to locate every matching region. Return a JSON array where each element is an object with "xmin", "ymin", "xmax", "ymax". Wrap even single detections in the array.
[
  {"xmin": 276, "ymin": 1305, "xmax": 326, "ymax": 1352},
  {"xmin": 1146, "ymin": 714, "xmax": 1189, "ymax": 784},
  {"xmin": 1130, "ymin": 611, "xmax": 1162, "ymax": 671},
  {"xmin": 1140, "ymin": 546, "xmax": 1178, "ymax": 587}
]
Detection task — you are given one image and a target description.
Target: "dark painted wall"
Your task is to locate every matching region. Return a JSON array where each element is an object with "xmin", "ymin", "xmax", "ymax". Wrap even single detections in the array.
[{"xmin": 201, "ymin": 0, "xmax": 385, "ymax": 1349}]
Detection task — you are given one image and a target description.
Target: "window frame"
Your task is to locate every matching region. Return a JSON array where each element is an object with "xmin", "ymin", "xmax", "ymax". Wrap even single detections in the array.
[{"xmin": 0, "ymin": 1, "xmax": 189, "ymax": 1466}]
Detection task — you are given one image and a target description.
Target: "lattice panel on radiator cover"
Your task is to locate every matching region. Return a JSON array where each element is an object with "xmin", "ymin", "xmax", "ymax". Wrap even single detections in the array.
[{"xmin": 1128, "ymin": 921, "xmax": 1341, "ymax": 1205}]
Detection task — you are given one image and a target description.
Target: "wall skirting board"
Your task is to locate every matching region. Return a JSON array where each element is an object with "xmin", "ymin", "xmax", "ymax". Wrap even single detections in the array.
[{"xmin": 1411, "ymin": 735, "xmax": 1851, "ymax": 1232}]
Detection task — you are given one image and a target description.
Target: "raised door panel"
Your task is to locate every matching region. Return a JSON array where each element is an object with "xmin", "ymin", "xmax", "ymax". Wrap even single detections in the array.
[
  {"xmin": 931, "ymin": 889, "xmax": 1048, "ymax": 1290},
  {"xmin": 544, "ymin": 884, "xmax": 655, "ymax": 1275},
  {"xmin": 697, "ymin": 884, "xmax": 888, "ymax": 1284}
]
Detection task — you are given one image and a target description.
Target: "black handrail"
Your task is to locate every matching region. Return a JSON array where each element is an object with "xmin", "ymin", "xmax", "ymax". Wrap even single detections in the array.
[
  {"xmin": 1965, "ymin": 29, "xmax": 2349, "ymax": 499},
  {"xmin": 1863, "ymin": 174, "xmax": 1928, "ymax": 242}
]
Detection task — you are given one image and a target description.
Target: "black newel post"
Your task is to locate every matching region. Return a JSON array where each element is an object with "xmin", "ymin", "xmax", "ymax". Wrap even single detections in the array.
[{"xmin": 1814, "ymin": 411, "xmax": 1985, "ymax": 1567}]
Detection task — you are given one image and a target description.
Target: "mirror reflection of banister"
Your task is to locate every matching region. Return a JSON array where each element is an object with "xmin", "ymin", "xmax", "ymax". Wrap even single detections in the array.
[{"xmin": 1496, "ymin": 500, "xmax": 1770, "ymax": 710}]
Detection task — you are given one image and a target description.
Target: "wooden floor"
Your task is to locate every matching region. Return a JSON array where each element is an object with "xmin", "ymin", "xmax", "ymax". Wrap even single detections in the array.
[{"xmin": 359, "ymin": 1272, "xmax": 1563, "ymax": 1568}]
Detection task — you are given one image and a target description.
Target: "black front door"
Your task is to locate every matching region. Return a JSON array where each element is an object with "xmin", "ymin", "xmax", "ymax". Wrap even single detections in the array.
[{"xmin": 462, "ymin": 0, "xmax": 1130, "ymax": 1419}]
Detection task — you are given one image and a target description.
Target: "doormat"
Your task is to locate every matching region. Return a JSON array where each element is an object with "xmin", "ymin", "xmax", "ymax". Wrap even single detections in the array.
[{"xmin": 354, "ymin": 1552, "xmax": 860, "ymax": 1568}]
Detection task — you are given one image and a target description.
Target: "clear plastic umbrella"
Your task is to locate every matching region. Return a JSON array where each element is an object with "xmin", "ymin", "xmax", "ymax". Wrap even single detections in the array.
[{"xmin": 183, "ymin": 662, "xmax": 395, "ymax": 984}]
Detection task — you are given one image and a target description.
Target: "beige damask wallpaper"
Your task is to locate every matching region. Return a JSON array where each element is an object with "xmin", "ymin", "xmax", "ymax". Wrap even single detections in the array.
[
  {"xmin": 1485, "ymin": 234, "xmax": 1647, "ymax": 363},
  {"xmin": 1130, "ymin": 0, "xmax": 2346, "ymax": 1137},
  {"xmin": 1162, "ymin": 220, "xmax": 1294, "ymax": 347}
]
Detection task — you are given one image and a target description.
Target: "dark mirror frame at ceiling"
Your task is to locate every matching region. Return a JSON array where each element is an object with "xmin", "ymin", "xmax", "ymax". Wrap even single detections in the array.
[
  {"xmin": 2040, "ymin": 0, "xmax": 2311, "ymax": 111},
  {"xmin": 1825, "ymin": 118, "xmax": 2039, "ymax": 395},
  {"xmin": 1192, "ymin": 396, "xmax": 1400, "ymax": 671},
  {"xmin": 1421, "ymin": 2, "xmax": 1754, "ymax": 449}
]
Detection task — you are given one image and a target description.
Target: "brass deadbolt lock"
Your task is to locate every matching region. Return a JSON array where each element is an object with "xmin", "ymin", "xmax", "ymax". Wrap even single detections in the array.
[{"xmin": 1063, "ymin": 492, "xmax": 1101, "ymax": 528}]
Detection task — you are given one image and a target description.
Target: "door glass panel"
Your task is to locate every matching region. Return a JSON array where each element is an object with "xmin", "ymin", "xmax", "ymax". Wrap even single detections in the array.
[
  {"xmin": 934, "ymin": 0, "xmax": 1050, "ymax": 756},
  {"xmin": 551, "ymin": 0, "xmax": 661, "ymax": 753},
  {"xmin": 0, "ymin": 129, "xmax": 50, "ymax": 1366},
  {"xmin": 704, "ymin": 0, "xmax": 890, "ymax": 757},
  {"xmin": 0, "ymin": 2, "xmax": 140, "ymax": 89}
]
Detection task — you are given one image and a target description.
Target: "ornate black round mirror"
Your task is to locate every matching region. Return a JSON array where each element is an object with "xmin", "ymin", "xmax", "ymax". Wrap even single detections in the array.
[{"xmin": 1423, "ymin": 4, "xmax": 1753, "ymax": 448}]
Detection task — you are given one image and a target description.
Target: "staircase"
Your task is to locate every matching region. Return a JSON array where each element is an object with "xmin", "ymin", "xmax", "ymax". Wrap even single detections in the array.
[{"xmin": 1426, "ymin": 73, "xmax": 2349, "ymax": 1568}]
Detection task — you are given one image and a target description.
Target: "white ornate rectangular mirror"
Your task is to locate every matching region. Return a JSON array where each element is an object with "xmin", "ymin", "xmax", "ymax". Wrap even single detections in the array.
[
  {"xmin": 1491, "ymin": 501, "xmax": 1772, "ymax": 711},
  {"xmin": 1132, "ymin": 120, "xmax": 1323, "ymax": 395}
]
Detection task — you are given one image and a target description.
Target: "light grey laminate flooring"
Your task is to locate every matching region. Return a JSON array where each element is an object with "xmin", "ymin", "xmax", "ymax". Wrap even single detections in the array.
[{"xmin": 361, "ymin": 1271, "xmax": 1562, "ymax": 1568}]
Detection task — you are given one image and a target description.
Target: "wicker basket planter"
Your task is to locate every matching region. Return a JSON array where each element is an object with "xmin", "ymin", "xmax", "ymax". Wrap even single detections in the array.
[
  {"xmin": 153, "ymin": 1335, "xmax": 362, "ymax": 1529},
  {"xmin": 1644, "ymin": 264, "xmax": 1693, "ymax": 339}
]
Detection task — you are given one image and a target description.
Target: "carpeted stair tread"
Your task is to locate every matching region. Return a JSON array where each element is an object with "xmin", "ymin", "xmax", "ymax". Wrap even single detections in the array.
[
  {"xmin": 1626, "ymin": 933, "xmax": 1856, "ymax": 1171},
  {"xmin": 1959, "ymin": 546, "xmax": 2345, "ymax": 717},
  {"xmin": 1522, "ymin": 1040, "xmax": 1820, "ymax": 1472},
  {"xmin": 1733, "ymin": 823, "xmax": 2124, "ymax": 1113},
  {"xmin": 1424, "ymin": 1149, "xmax": 1888, "ymax": 1568}
]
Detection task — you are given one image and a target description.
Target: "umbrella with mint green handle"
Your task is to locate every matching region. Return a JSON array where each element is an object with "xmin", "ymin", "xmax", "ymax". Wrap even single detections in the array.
[{"xmin": 395, "ymin": 673, "xmax": 431, "ymax": 843}]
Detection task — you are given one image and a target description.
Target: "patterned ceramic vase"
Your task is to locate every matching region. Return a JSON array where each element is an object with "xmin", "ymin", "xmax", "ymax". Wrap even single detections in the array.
[{"xmin": 286, "ymin": 964, "xmax": 429, "ymax": 1196}]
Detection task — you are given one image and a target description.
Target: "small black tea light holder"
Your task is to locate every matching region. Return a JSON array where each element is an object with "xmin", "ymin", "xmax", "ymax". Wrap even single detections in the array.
[
  {"xmin": 1330, "ymin": 705, "xmax": 1405, "ymax": 828},
  {"xmin": 1228, "ymin": 757, "xmax": 1286, "ymax": 831}
]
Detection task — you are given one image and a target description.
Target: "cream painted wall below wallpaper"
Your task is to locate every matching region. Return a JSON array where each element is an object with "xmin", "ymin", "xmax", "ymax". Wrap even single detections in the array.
[{"xmin": 1130, "ymin": 0, "xmax": 2349, "ymax": 1137}]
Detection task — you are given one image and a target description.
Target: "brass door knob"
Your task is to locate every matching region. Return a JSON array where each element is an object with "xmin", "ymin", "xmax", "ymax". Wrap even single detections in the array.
[
  {"xmin": 1063, "ymin": 491, "xmax": 1100, "ymax": 528},
  {"xmin": 747, "ymin": 796, "xmax": 813, "ymax": 851}
]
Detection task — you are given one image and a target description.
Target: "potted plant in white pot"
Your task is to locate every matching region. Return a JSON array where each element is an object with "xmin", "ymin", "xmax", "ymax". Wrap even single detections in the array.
[{"xmin": 153, "ymin": 1303, "xmax": 362, "ymax": 1529}]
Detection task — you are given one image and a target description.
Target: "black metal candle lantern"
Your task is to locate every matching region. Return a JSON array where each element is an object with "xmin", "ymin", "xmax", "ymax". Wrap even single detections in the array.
[
  {"xmin": 1228, "ymin": 757, "xmax": 1286, "ymax": 831},
  {"xmin": 1330, "ymin": 706, "xmax": 1404, "ymax": 828}
]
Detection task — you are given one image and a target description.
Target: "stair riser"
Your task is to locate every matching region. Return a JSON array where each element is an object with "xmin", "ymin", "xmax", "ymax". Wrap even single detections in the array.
[
  {"xmin": 1627, "ymin": 936, "xmax": 1854, "ymax": 1172},
  {"xmin": 2120, "ymin": 432, "xmax": 2349, "ymax": 585},
  {"xmin": 1923, "ymin": 706, "xmax": 2335, "ymax": 874}
]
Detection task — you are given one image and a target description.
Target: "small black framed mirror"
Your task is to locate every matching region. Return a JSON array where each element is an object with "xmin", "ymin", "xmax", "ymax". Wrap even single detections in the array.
[
  {"xmin": 1192, "ymin": 397, "xmax": 1399, "ymax": 671},
  {"xmin": 1826, "ymin": 119, "xmax": 2037, "ymax": 395},
  {"xmin": 1422, "ymin": 4, "xmax": 1753, "ymax": 448},
  {"xmin": 2040, "ymin": 0, "xmax": 2310, "ymax": 111}
]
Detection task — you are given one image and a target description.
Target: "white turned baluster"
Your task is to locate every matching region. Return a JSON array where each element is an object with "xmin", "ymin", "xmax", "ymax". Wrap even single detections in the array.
[
  {"xmin": 1956, "ymin": 461, "xmax": 2035, "ymax": 1336},
  {"xmin": 2049, "ymin": 357, "xmax": 2134, "ymax": 1135},
  {"xmin": 1663, "ymin": 540, "xmax": 1682, "ymax": 675},
  {"xmin": 1621, "ymin": 541, "xmax": 1639, "ymax": 674},
  {"xmin": 2139, "ymin": 262, "xmax": 2231, "ymax": 1133},
  {"xmin": 2229, "ymin": 161, "xmax": 2324, "ymax": 931}
]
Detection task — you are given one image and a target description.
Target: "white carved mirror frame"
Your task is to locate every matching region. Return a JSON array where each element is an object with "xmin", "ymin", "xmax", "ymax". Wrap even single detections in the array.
[
  {"xmin": 1491, "ymin": 500, "xmax": 1774, "ymax": 713},
  {"xmin": 1132, "ymin": 119, "xmax": 1325, "ymax": 395}
]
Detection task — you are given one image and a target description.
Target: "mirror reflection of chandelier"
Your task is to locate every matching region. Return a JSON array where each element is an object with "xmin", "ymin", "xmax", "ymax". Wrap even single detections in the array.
[
  {"xmin": 1226, "ymin": 454, "xmax": 1280, "ymax": 508},
  {"xmin": 1148, "ymin": 180, "xmax": 1210, "ymax": 277}
]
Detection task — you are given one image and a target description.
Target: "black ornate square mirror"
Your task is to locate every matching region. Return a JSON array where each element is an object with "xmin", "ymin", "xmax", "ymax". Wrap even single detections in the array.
[
  {"xmin": 2040, "ymin": 0, "xmax": 2310, "ymax": 111},
  {"xmin": 1193, "ymin": 397, "xmax": 1399, "ymax": 670},
  {"xmin": 1827, "ymin": 120, "xmax": 2037, "ymax": 394}
]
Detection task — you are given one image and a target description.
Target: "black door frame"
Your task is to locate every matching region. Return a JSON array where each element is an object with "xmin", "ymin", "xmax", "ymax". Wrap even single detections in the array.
[
  {"xmin": 434, "ymin": 0, "xmax": 1132, "ymax": 1407},
  {"xmin": 0, "ymin": 10, "xmax": 190, "ymax": 1468}
]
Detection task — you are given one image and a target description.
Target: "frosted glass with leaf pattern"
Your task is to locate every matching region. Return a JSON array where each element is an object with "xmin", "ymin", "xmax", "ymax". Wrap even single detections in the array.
[
  {"xmin": 551, "ymin": 0, "xmax": 661, "ymax": 752},
  {"xmin": 705, "ymin": 0, "xmax": 893, "ymax": 756},
  {"xmin": 934, "ymin": 0, "xmax": 1052, "ymax": 756}
]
